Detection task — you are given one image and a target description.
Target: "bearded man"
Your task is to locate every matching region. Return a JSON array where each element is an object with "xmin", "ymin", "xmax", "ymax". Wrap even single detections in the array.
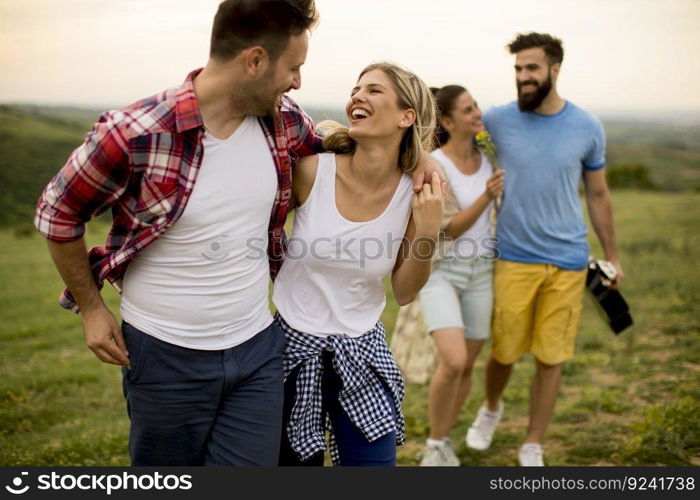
[{"xmin": 464, "ymin": 32, "xmax": 624, "ymax": 466}]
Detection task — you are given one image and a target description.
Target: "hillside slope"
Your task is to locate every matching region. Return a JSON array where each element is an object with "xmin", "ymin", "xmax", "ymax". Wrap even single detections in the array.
[
  {"xmin": 0, "ymin": 106, "xmax": 97, "ymax": 226},
  {"xmin": 1, "ymin": 104, "xmax": 699, "ymax": 227}
]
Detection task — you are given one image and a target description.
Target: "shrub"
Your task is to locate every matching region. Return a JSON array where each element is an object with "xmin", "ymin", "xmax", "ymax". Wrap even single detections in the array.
[
  {"xmin": 606, "ymin": 163, "xmax": 658, "ymax": 190},
  {"xmin": 615, "ymin": 396, "xmax": 700, "ymax": 465}
]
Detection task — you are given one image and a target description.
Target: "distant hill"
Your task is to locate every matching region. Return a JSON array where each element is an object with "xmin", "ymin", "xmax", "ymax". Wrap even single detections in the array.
[
  {"xmin": 1, "ymin": 104, "xmax": 698, "ymax": 227},
  {"xmin": 0, "ymin": 105, "xmax": 100, "ymax": 226},
  {"xmin": 604, "ymin": 120, "xmax": 700, "ymax": 191}
]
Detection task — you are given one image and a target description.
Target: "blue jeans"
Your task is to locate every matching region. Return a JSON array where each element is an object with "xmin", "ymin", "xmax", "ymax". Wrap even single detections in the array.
[
  {"xmin": 279, "ymin": 351, "xmax": 397, "ymax": 466},
  {"xmin": 121, "ymin": 320, "xmax": 285, "ymax": 466}
]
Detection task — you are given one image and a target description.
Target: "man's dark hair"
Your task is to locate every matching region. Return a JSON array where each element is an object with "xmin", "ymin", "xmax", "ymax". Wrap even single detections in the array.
[
  {"xmin": 210, "ymin": 0, "xmax": 319, "ymax": 62},
  {"xmin": 507, "ymin": 32, "xmax": 564, "ymax": 65}
]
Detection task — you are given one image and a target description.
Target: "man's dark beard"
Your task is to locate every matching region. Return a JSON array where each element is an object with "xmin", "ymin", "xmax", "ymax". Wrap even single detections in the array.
[{"xmin": 517, "ymin": 73, "xmax": 552, "ymax": 112}]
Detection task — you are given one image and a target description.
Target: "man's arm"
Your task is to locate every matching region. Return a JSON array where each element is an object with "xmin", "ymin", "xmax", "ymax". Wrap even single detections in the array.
[
  {"xmin": 583, "ymin": 168, "xmax": 624, "ymax": 287},
  {"xmin": 47, "ymin": 239, "xmax": 130, "ymax": 366},
  {"xmin": 411, "ymin": 150, "xmax": 447, "ymax": 194},
  {"xmin": 281, "ymin": 96, "xmax": 324, "ymax": 161},
  {"xmin": 35, "ymin": 111, "xmax": 131, "ymax": 365}
]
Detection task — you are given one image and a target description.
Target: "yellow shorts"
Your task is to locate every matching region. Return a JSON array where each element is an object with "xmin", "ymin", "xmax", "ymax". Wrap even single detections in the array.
[{"xmin": 491, "ymin": 260, "xmax": 586, "ymax": 365}]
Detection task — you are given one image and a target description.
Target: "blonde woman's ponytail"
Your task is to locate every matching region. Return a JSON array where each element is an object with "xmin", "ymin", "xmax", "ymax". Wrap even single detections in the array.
[{"xmin": 317, "ymin": 120, "xmax": 356, "ymax": 155}]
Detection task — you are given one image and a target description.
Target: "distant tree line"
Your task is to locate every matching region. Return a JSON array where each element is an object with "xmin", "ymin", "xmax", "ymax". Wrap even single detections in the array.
[{"xmin": 606, "ymin": 163, "xmax": 658, "ymax": 190}]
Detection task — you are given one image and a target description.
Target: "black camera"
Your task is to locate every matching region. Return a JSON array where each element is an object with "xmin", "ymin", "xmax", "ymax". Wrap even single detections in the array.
[{"xmin": 586, "ymin": 257, "xmax": 633, "ymax": 334}]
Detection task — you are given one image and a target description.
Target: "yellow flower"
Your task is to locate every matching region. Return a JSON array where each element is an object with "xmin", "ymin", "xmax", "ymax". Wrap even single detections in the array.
[
  {"xmin": 474, "ymin": 129, "xmax": 501, "ymax": 233},
  {"xmin": 475, "ymin": 130, "xmax": 498, "ymax": 171}
]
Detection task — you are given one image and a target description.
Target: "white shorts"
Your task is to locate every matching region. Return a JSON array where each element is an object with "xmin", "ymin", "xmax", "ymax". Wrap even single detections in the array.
[{"xmin": 417, "ymin": 257, "xmax": 494, "ymax": 340}]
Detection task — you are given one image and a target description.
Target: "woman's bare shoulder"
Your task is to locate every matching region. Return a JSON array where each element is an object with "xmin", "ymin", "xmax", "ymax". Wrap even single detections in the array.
[{"xmin": 293, "ymin": 154, "xmax": 323, "ymax": 207}]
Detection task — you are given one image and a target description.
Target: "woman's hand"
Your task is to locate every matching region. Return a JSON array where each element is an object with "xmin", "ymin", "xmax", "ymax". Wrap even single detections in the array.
[
  {"xmin": 412, "ymin": 171, "xmax": 444, "ymax": 239},
  {"xmin": 485, "ymin": 169, "xmax": 505, "ymax": 199}
]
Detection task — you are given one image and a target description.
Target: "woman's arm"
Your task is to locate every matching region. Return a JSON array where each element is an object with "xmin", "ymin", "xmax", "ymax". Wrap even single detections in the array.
[
  {"xmin": 391, "ymin": 172, "xmax": 444, "ymax": 305},
  {"xmin": 443, "ymin": 170, "xmax": 504, "ymax": 239}
]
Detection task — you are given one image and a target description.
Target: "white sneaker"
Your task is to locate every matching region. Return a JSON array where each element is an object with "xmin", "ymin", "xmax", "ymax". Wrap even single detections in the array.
[
  {"xmin": 466, "ymin": 401, "xmax": 504, "ymax": 450},
  {"xmin": 419, "ymin": 441, "xmax": 460, "ymax": 466},
  {"xmin": 518, "ymin": 443, "xmax": 544, "ymax": 466}
]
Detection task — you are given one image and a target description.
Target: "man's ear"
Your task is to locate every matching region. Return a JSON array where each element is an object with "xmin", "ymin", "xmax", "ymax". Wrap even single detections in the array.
[
  {"xmin": 242, "ymin": 46, "xmax": 271, "ymax": 77},
  {"xmin": 550, "ymin": 62, "xmax": 561, "ymax": 80},
  {"xmin": 400, "ymin": 109, "xmax": 417, "ymax": 129}
]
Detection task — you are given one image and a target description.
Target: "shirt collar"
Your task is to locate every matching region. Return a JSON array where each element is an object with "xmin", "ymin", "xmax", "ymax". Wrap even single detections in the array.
[{"xmin": 174, "ymin": 68, "xmax": 205, "ymax": 133}]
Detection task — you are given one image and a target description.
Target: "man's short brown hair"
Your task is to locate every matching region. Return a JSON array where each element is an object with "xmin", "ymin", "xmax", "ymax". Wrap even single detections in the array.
[
  {"xmin": 508, "ymin": 32, "xmax": 564, "ymax": 65},
  {"xmin": 210, "ymin": 0, "xmax": 319, "ymax": 62}
]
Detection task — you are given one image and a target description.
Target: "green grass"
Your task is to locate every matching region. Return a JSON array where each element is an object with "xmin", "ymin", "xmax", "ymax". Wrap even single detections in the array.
[
  {"xmin": 0, "ymin": 222, "xmax": 127, "ymax": 466},
  {"xmin": 1, "ymin": 191, "xmax": 699, "ymax": 466}
]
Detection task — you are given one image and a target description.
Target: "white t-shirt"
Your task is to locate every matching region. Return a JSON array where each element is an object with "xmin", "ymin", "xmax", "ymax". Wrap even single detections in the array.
[
  {"xmin": 432, "ymin": 148, "xmax": 494, "ymax": 259},
  {"xmin": 272, "ymin": 153, "xmax": 413, "ymax": 338},
  {"xmin": 121, "ymin": 116, "xmax": 277, "ymax": 349}
]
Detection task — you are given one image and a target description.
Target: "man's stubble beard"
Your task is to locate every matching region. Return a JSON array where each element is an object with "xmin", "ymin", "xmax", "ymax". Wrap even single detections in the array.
[{"xmin": 238, "ymin": 63, "xmax": 281, "ymax": 117}]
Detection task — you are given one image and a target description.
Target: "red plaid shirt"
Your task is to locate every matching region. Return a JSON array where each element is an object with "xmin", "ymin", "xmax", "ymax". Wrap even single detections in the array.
[{"xmin": 35, "ymin": 69, "xmax": 323, "ymax": 312}]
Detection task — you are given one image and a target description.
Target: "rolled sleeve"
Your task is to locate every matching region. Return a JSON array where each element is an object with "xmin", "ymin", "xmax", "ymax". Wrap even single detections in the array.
[{"xmin": 34, "ymin": 111, "xmax": 129, "ymax": 241}]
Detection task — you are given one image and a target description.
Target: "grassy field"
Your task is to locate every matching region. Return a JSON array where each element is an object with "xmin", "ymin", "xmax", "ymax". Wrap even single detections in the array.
[{"xmin": 1, "ymin": 191, "xmax": 698, "ymax": 466}]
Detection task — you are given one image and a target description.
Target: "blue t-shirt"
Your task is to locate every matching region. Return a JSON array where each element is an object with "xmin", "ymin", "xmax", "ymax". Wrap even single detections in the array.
[{"xmin": 484, "ymin": 101, "xmax": 605, "ymax": 270}]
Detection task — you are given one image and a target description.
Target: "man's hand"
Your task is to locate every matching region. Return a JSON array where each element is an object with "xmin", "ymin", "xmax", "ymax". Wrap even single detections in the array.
[
  {"xmin": 608, "ymin": 258, "xmax": 625, "ymax": 290},
  {"xmin": 412, "ymin": 150, "xmax": 447, "ymax": 194},
  {"xmin": 46, "ymin": 238, "xmax": 130, "ymax": 367},
  {"xmin": 82, "ymin": 305, "xmax": 130, "ymax": 367}
]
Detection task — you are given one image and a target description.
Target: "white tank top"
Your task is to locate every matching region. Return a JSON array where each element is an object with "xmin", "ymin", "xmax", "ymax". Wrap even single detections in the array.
[
  {"xmin": 272, "ymin": 153, "xmax": 414, "ymax": 338},
  {"xmin": 432, "ymin": 148, "xmax": 494, "ymax": 258}
]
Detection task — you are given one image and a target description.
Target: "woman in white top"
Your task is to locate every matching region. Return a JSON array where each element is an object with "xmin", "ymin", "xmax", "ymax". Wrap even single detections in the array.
[
  {"xmin": 272, "ymin": 62, "xmax": 443, "ymax": 466},
  {"xmin": 418, "ymin": 85, "xmax": 505, "ymax": 466}
]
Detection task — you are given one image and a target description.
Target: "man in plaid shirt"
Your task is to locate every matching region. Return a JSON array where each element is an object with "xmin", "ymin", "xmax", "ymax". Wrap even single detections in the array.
[{"xmin": 34, "ymin": 0, "xmax": 322, "ymax": 466}]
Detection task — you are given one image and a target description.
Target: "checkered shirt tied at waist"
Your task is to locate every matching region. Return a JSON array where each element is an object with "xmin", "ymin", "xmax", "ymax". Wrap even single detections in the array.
[{"xmin": 275, "ymin": 313, "xmax": 406, "ymax": 465}]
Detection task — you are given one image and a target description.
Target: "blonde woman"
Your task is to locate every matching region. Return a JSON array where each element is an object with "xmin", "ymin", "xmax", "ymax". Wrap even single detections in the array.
[
  {"xmin": 418, "ymin": 85, "xmax": 505, "ymax": 466},
  {"xmin": 272, "ymin": 62, "xmax": 443, "ymax": 466}
]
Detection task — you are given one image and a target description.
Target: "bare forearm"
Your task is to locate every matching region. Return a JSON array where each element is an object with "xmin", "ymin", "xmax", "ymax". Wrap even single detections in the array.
[
  {"xmin": 47, "ymin": 238, "xmax": 129, "ymax": 366},
  {"xmin": 444, "ymin": 193, "xmax": 492, "ymax": 240},
  {"xmin": 47, "ymin": 238, "xmax": 105, "ymax": 314},
  {"xmin": 587, "ymin": 193, "xmax": 619, "ymax": 261},
  {"xmin": 391, "ymin": 237, "xmax": 436, "ymax": 305}
]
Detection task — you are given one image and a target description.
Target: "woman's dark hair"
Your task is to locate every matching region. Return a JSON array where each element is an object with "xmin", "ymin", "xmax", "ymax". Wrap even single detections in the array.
[
  {"xmin": 431, "ymin": 85, "xmax": 467, "ymax": 148},
  {"xmin": 210, "ymin": 0, "xmax": 319, "ymax": 63}
]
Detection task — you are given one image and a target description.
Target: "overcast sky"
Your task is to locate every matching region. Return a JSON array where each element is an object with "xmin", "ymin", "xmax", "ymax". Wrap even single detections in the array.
[{"xmin": 1, "ymin": 0, "xmax": 698, "ymax": 114}]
